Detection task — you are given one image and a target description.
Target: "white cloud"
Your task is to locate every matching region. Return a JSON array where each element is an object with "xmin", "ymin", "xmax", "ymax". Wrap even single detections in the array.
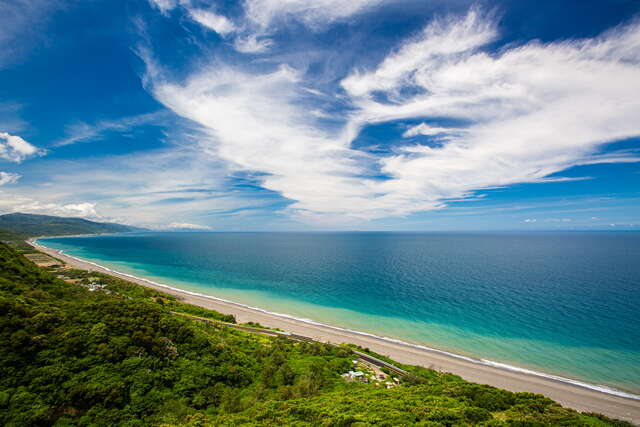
[
  {"xmin": 523, "ymin": 218, "xmax": 536, "ymax": 223},
  {"xmin": 403, "ymin": 123, "xmax": 458, "ymax": 138},
  {"xmin": 0, "ymin": 0, "xmax": 62, "ymax": 69},
  {"xmin": 188, "ymin": 8, "xmax": 235, "ymax": 35},
  {"xmin": 147, "ymin": 0, "xmax": 179, "ymax": 15},
  {"xmin": 341, "ymin": 7, "xmax": 498, "ymax": 98},
  {"xmin": 149, "ymin": 63, "xmax": 396, "ymax": 221},
  {"xmin": 0, "ymin": 141, "xmax": 272, "ymax": 228},
  {"xmin": 54, "ymin": 111, "xmax": 166, "ymax": 147},
  {"xmin": 233, "ymin": 35, "xmax": 273, "ymax": 53},
  {"xmin": 61, "ymin": 202, "xmax": 100, "ymax": 218},
  {"xmin": 339, "ymin": 10, "xmax": 640, "ymax": 218},
  {"xmin": 143, "ymin": 8, "xmax": 640, "ymax": 224},
  {"xmin": 244, "ymin": 0, "xmax": 384, "ymax": 29},
  {"xmin": 544, "ymin": 218, "xmax": 572, "ymax": 222},
  {"xmin": 148, "ymin": 0, "xmax": 383, "ymax": 30},
  {"xmin": 0, "ymin": 195, "xmax": 103, "ymax": 220},
  {"xmin": 0, "ymin": 132, "xmax": 45, "ymax": 163},
  {"xmin": 532, "ymin": 176, "xmax": 593, "ymax": 183},
  {"xmin": 168, "ymin": 222, "xmax": 212, "ymax": 230},
  {"xmin": 0, "ymin": 171, "xmax": 20, "ymax": 185}
]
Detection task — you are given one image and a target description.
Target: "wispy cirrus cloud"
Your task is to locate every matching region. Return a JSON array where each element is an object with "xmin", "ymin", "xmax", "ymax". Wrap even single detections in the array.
[
  {"xmin": 149, "ymin": 63, "xmax": 386, "ymax": 223},
  {"xmin": 1, "ymin": 139, "xmax": 280, "ymax": 228},
  {"xmin": 342, "ymin": 8, "xmax": 499, "ymax": 98},
  {"xmin": 141, "ymin": 6, "xmax": 640, "ymax": 224},
  {"xmin": 53, "ymin": 111, "xmax": 168, "ymax": 147},
  {"xmin": 0, "ymin": 171, "xmax": 20, "ymax": 185},
  {"xmin": 232, "ymin": 35, "xmax": 273, "ymax": 53},
  {"xmin": 188, "ymin": 8, "xmax": 236, "ymax": 35},
  {"xmin": 7, "ymin": 2, "xmax": 634, "ymax": 228},
  {"xmin": 147, "ymin": 0, "xmax": 181, "ymax": 15},
  {"xmin": 403, "ymin": 123, "xmax": 459, "ymax": 138},
  {"xmin": 243, "ymin": 0, "xmax": 385, "ymax": 30},
  {"xmin": 151, "ymin": 0, "xmax": 386, "ymax": 55},
  {"xmin": 341, "ymin": 9, "xmax": 640, "ymax": 219},
  {"xmin": 0, "ymin": 0, "xmax": 63, "ymax": 69},
  {"xmin": 0, "ymin": 102, "xmax": 28, "ymax": 134}
]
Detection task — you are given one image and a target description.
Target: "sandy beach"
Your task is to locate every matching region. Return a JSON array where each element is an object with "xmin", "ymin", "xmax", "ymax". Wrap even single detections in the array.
[{"xmin": 31, "ymin": 241, "xmax": 640, "ymax": 424}]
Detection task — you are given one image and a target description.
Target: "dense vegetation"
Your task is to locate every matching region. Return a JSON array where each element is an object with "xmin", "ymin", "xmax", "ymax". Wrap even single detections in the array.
[
  {"xmin": 0, "ymin": 228, "xmax": 33, "ymax": 252},
  {"xmin": 0, "ymin": 242, "xmax": 631, "ymax": 426},
  {"xmin": 0, "ymin": 212, "xmax": 140, "ymax": 236}
]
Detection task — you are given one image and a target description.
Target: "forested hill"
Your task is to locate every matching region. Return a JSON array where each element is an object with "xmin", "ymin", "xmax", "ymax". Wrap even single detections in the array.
[
  {"xmin": 0, "ymin": 243, "xmax": 630, "ymax": 426},
  {"xmin": 0, "ymin": 212, "xmax": 141, "ymax": 236}
]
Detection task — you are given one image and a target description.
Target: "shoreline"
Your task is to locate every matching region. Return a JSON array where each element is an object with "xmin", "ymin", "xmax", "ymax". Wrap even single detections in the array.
[{"xmin": 30, "ymin": 238, "xmax": 640, "ymax": 423}]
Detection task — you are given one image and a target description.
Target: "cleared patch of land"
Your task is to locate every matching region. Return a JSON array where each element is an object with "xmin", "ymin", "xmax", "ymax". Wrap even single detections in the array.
[{"xmin": 23, "ymin": 253, "xmax": 62, "ymax": 267}]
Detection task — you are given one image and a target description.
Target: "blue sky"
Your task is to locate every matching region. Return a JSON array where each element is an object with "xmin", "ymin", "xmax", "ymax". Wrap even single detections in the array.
[{"xmin": 1, "ymin": 0, "xmax": 639, "ymax": 230}]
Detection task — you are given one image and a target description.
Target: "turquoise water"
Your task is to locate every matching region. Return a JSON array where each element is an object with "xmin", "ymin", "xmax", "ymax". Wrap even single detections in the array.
[{"xmin": 38, "ymin": 232, "xmax": 640, "ymax": 395}]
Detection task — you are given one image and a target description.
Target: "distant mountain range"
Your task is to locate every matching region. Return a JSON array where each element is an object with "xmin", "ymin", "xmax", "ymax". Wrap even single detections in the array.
[{"xmin": 0, "ymin": 212, "xmax": 142, "ymax": 237}]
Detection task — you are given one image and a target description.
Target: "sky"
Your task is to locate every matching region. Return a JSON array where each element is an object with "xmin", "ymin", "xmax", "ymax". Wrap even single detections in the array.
[{"xmin": 1, "ymin": 0, "xmax": 639, "ymax": 231}]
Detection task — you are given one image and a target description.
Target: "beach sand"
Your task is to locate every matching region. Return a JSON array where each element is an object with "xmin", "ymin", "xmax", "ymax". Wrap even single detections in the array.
[{"xmin": 31, "ymin": 241, "xmax": 640, "ymax": 424}]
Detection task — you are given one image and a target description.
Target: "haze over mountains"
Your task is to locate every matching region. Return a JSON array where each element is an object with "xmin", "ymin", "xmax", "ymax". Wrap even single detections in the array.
[{"xmin": 0, "ymin": 213, "xmax": 141, "ymax": 237}]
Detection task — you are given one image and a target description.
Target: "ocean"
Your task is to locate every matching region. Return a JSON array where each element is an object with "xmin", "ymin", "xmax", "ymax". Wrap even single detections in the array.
[{"xmin": 37, "ymin": 231, "xmax": 640, "ymax": 397}]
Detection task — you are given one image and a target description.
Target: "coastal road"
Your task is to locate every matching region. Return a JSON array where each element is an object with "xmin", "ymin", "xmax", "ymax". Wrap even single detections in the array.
[{"xmin": 171, "ymin": 311, "xmax": 412, "ymax": 379}]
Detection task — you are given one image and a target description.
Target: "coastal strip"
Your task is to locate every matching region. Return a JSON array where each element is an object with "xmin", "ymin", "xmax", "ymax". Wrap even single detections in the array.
[{"xmin": 30, "ymin": 239, "xmax": 640, "ymax": 424}]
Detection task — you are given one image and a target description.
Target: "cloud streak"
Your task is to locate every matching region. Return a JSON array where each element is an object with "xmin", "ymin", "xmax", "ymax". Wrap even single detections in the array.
[
  {"xmin": 0, "ymin": 140, "xmax": 280, "ymax": 228},
  {"xmin": 188, "ymin": 8, "xmax": 236, "ymax": 35},
  {"xmin": 168, "ymin": 222, "xmax": 212, "ymax": 230},
  {"xmin": 0, "ymin": 171, "xmax": 20, "ymax": 185},
  {"xmin": 0, "ymin": 0, "xmax": 62, "ymax": 69},
  {"xmin": 141, "ymin": 7, "xmax": 640, "ymax": 224},
  {"xmin": 244, "ymin": 0, "xmax": 385, "ymax": 30},
  {"xmin": 403, "ymin": 123, "xmax": 460, "ymax": 138},
  {"xmin": 0, "ymin": 193, "xmax": 102, "ymax": 220},
  {"xmin": 54, "ymin": 111, "xmax": 167, "ymax": 147},
  {"xmin": 342, "ymin": 10, "xmax": 640, "ymax": 219}
]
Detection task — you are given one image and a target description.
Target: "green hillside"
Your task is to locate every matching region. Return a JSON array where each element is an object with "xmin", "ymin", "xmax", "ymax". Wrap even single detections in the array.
[
  {"xmin": 0, "ymin": 242, "xmax": 630, "ymax": 426},
  {"xmin": 0, "ymin": 212, "xmax": 140, "ymax": 237},
  {"xmin": 0, "ymin": 228, "xmax": 33, "ymax": 253}
]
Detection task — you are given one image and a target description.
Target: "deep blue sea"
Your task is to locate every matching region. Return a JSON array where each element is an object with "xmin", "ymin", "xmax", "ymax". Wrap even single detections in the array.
[{"xmin": 38, "ymin": 232, "xmax": 640, "ymax": 396}]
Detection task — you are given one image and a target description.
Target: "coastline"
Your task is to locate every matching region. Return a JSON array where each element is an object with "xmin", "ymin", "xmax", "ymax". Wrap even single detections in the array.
[{"xmin": 30, "ymin": 238, "xmax": 640, "ymax": 423}]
